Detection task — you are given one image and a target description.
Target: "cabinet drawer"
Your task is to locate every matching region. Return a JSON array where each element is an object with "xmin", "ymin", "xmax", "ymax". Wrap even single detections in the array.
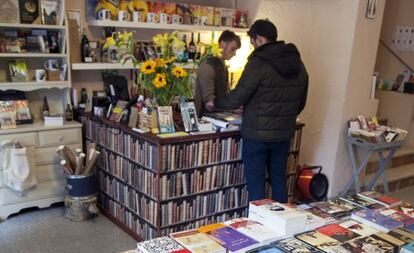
[
  {"xmin": 0, "ymin": 132, "xmax": 37, "ymax": 147},
  {"xmin": 36, "ymin": 165, "xmax": 65, "ymax": 183},
  {"xmin": 0, "ymin": 180, "xmax": 65, "ymax": 206},
  {"xmin": 38, "ymin": 128, "xmax": 81, "ymax": 147},
  {"xmin": 36, "ymin": 144, "xmax": 81, "ymax": 165}
]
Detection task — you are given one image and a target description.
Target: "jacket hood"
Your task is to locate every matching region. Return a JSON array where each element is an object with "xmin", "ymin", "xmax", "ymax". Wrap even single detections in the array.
[{"xmin": 251, "ymin": 41, "xmax": 302, "ymax": 77}]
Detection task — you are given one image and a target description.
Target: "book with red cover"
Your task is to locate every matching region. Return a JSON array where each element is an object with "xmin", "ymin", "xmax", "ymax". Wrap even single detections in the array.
[
  {"xmin": 316, "ymin": 224, "xmax": 360, "ymax": 242},
  {"xmin": 358, "ymin": 191, "xmax": 402, "ymax": 208}
]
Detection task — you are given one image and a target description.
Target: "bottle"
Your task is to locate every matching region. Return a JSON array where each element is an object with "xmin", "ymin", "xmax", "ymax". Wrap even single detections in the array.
[
  {"xmin": 195, "ymin": 33, "xmax": 202, "ymax": 60},
  {"xmin": 65, "ymin": 104, "xmax": 73, "ymax": 121},
  {"xmin": 80, "ymin": 28, "xmax": 90, "ymax": 63},
  {"xmin": 188, "ymin": 32, "xmax": 196, "ymax": 61},
  {"xmin": 42, "ymin": 96, "xmax": 50, "ymax": 117},
  {"xmin": 79, "ymin": 88, "xmax": 88, "ymax": 109},
  {"xmin": 99, "ymin": 29, "xmax": 107, "ymax": 62},
  {"xmin": 181, "ymin": 34, "xmax": 189, "ymax": 63}
]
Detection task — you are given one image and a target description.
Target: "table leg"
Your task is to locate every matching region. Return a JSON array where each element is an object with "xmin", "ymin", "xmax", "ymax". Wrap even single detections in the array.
[{"xmin": 366, "ymin": 148, "xmax": 397, "ymax": 193}]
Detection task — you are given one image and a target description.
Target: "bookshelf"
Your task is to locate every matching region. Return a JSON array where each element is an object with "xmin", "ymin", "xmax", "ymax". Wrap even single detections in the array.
[
  {"xmin": 71, "ymin": 62, "xmax": 196, "ymax": 71},
  {"xmin": 79, "ymin": 113, "xmax": 304, "ymax": 241}
]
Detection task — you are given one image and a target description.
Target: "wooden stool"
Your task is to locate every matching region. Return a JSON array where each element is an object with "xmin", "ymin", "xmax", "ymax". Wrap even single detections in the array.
[{"xmin": 64, "ymin": 195, "xmax": 98, "ymax": 222}]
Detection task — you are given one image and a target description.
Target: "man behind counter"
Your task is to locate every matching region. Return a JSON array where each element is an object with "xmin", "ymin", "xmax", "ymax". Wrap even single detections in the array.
[{"xmin": 194, "ymin": 30, "xmax": 241, "ymax": 117}]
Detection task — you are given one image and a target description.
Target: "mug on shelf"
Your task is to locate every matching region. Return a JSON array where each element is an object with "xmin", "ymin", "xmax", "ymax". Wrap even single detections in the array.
[
  {"xmin": 97, "ymin": 9, "xmax": 111, "ymax": 20},
  {"xmin": 35, "ymin": 69, "xmax": 46, "ymax": 82},
  {"xmin": 44, "ymin": 59, "xmax": 59, "ymax": 70},
  {"xmin": 132, "ymin": 11, "xmax": 143, "ymax": 22},
  {"xmin": 118, "ymin": 10, "xmax": 129, "ymax": 22},
  {"xmin": 199, "ymin": 16, "xmax": 208, "ymax": 26},
  {"xmin": 159, "ymin": 13, "xmax": 171, "ymax": 24},
  {"xmin": 171, "ymin": 14, "xmax": 183, "ymax": 24},
  {"xmin": 147, "ymin": 12, "xmax": 159, "ymax": 23}
]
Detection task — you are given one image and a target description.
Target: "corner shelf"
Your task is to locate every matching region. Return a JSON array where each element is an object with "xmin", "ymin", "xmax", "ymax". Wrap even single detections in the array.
[
  {"xmin": 0, "ymin": 81, "xmax": 70, "ymax": 91},
  {"xmin": 87, "ymin": 20, "xmax": 248, "ymax": 33},
  {"xmin": 0, "ymin": 23, "xmax": 66, "ymax": 29},
  {"xmin": 0, "ymin": 53, "xmax": 67, "ymax": 58},
  {"xmin": 71, "ymin": 62, "xmax": 196, "ymax": 70}
]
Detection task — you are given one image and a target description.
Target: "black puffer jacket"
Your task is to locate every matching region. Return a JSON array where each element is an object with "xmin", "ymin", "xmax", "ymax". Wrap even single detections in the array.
[{"xmin": 215, "ymin": 41, "xmax": 308, "ymax": 141}]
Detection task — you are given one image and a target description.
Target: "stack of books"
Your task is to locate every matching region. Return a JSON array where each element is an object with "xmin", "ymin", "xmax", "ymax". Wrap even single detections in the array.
[
  {"xmin": 134, "ymin": 191, "xmax": 414, "ymax": 253},
  {"xmin": 348, "ymin": 115, "xmax": 407, "ymax": 143}
]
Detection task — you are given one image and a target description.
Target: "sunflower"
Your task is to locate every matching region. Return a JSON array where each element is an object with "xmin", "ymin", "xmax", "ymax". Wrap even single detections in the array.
[
  {"xmin": 140, "ymin": 60, "xmax": 157, "ymax": 74},
  {"xmin": 164, "ymin": 57, "xmax": 176, "ymax": 65},
  {"xmin": 172, "ymin": 66, "xmax": 187, "ymax": 78},
  {"xmin": 153, "ymin": 73, "xmax": 167, "ymax": 88},
  {"xmin": 155, "ymin": 58, "xmax": 166, "ymax": 68}
]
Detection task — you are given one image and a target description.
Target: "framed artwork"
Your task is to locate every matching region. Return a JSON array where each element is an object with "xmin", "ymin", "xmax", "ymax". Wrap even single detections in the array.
[{"xmin": 366, "ymin": 0, "xmax": 378, "ymax": 19}]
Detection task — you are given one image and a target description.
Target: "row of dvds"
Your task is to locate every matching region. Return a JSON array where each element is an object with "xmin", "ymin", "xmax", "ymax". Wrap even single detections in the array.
[
  {"xmin": 290, "ymin": 128, "xmax": 302, "ymax": 151},
  {"xmin": 160, "ymin": 186, "xmax": 248, "ymax": 226},
  {"xmin": 98, "ymin": 194, "xmax": 157, "ymax": 240},
  {"xmin": 81, "ymin": 117, "xmax": 158, "ymax": 171},
  {"xmin": 161, "ymin": 137, "xmax": 242, "ymax": 171},
  {"xmin": 95, "ymin": 144, "xmax": 158, "ymax": 198},
  {"xmin": 160, "ymin": 209, "xmax": 248, "ymax": 236},
  {"xmin": 98, "ymin": 171, "xmax": 158, "ymax": 226},
  {"xmin": 160, "ymin": 162, "xmax": 245, "ymax": 200}
]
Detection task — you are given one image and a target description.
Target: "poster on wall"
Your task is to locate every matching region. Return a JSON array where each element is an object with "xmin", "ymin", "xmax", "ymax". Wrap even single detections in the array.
[{"xmin": 366, "ymin": 0, "xmax": 378, "ymax": 19}]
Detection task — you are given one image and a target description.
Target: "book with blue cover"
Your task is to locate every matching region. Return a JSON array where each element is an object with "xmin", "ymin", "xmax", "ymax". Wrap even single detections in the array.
[
  {"xmin": 401, "ymin": 242, "xmax": 414, "ymax": 253},
  {"xmin": 206, "ymin": 225, "xmax": 259, "ymax": 253},
  {"xmin": 351, "ymin": 208, "xmax": 404, "ymax": 232},
  {"xmin": 272, "ymin": 238, "xmax": 323, "ymax": 252},
  {"xmin": 245, "ymin": 244, "xmax": 284, "ymax": 253}
]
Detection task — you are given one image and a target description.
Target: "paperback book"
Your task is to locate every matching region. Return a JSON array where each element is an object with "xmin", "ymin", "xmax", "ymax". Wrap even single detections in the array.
[
  {"xmin": 19, "ymin": 0, "xmax": 39, "ymax": 24},
  {"xmin": 387, "ymin": 228, "xmax": 414, "ymax": 243},
  {"xmin": 157, "ymin": 106, "xmax": 175, "ymax": 134},
  {"xmin": 342, "ymin": 236, "xmax": 395, "ymax": 253},
  {"xmin": 272, "ymin": 238, "xmax": 323, "ymax": 253},
  {"xmin": 371, "ymin": 232, "xmax": 406, "ymax": 253},
  {"xmin": 9, "ymin": 60, "xmax": 28, "ymax": 82},
  {"xmin": 401, "ymin": 242, "xmax": 414, "ymax": 253},
  {"xmin": 0, "ymin": 0, "xmax": 20, "ymax": 23},
  {"xmin": 340, "ymin": 194, "xmax": 380, "ymax": 209},
  {"xmin": 295, "ymin": 231, "xmax": 341, "ymax": 251},
  {"xmin": 338, "ymin": 220, "xmax": 379, "ymax": 237},
  {"xmin": 136, "ymin": 236, "xmax": 190, "ymax": 253},
  {"xmin": 203, "ymin": 225, "xmax": 259, "ymax": 253},
  {"xmin": 180, "ymin": 101, "xmax": 199, "ymax": 132},
  {"xmin": 224, "ymin": 218, "xmax": 284, "ymax": 244},
  {"xmin": 316, "ymin": 224, "xmax": 360, "ymax": 243},
  {"xmin": 351, "ymin": 208, "xmax": 404, "ymax": 232},
  {"xmin": 379, "ymin": 208, "xmax": 414, "ymax": 227},
  {"xmin": 170, "ymin": 229, "xmax": 226, "ymax": 253},
  {"xmin": 357, "ymin": 191, "xmax": 402, "ymax": 208},
  {"xmin": 245, "ymin": 244, "xmax": 284, "ymax": 253}
]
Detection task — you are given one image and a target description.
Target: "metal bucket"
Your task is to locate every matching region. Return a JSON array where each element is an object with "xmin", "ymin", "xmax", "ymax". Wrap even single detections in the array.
[{"xmin": 66, "ymin": 173, "xmax": 97, "ymax": 199}]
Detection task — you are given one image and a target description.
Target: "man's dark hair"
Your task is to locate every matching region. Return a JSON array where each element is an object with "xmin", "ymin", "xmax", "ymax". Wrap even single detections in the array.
[
  {"xmin": 247, "ymin": 19, "xmax": 278, "ymax": 41},
  {"xmin": 218, "ymin": 30, "xmax": 241, "ymax": 48}
]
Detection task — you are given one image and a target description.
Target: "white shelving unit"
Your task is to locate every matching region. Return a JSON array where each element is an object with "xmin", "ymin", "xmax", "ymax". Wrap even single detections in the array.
[
  {"xmin": 0, "ymin": 23, "xmax": 66, "ymax": 29},
  {"xmin": 71, "ymin": 62, "xmax": 196, "ymax": 70},
  {"xmin": 88, "ymin": 20, "xmax": 248, "ymax": 33},
  {"xmin": 0, "ymin": 81, "xmax": 70, "ymax": 91},
  {"xmin": 0, "ymin": 53, "xmax": 67, "ymax": 58}
]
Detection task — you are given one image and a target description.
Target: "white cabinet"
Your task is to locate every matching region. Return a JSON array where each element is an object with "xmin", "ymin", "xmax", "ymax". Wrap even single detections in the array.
[{"xmin": 0, "ymin": 122, "xmax": 82, "ymax": 219}]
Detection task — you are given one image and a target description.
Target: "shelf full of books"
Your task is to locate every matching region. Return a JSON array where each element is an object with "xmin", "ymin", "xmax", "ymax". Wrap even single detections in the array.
[{"xmin": 79, "ymin": 114, "xmax": 304, "ymax": 240}]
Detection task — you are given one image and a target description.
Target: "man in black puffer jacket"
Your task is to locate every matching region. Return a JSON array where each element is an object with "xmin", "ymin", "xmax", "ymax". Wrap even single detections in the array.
[{"xmin": 215, "ymin": 20, "xmax": 308, "ymax": 202}]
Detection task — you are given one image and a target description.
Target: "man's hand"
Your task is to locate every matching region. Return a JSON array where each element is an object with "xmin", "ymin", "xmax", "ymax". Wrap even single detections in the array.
[{"xmin": 205, "ymin": 101, "xmax": 215, "ymax": 112}]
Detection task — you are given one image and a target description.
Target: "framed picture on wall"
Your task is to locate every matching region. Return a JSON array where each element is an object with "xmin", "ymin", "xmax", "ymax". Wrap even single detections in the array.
[{"xmin": 366, "ymin": 0, "xmax": 378, "ymax": 19}]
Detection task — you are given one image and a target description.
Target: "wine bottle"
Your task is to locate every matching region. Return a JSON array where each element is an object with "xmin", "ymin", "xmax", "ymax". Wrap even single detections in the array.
[
  {"xmin": 188, "ymin": 32, "xmax": 196, "ymax": 61},
  {"xmin": 182, "ymin": 34, "xmax": 189, "ymax": 63},
  {"xmin": 80, "ymin": 28, "xmax": 90, "ymax": 63},
  {"xmin": 65, "ymin": 104, "xmax": 73, "ymax": 121},
  {"xmin": 195, "ymin": 33, "xmax": 202, "ymax": 60},
  {"xmin": 42, "ymin": 96, "xmax": 50, "ymax": 117}
]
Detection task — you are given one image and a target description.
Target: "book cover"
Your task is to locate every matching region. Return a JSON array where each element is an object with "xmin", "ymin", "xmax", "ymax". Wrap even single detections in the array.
[
  {"xmin": 9, "ymin": 60, "xmax": 28, "ymax": 82},
  {"xmin": 0, "ymin": 112, "xmax": 17, "ymax": 129},
  {"xmin": 391, "ymin": 202, "xmax": 414, "ymax": 218},
  {"xmin": 387, "ymin": 228, "xmax": 414, "ymax": 243},
  {"xmin": 351, "ymin": 209, "xmax": 404, "ymax": 232},
  {"xmin": 272, "ymin": 238, "xmax": 323, "ymax": 252},
  {"xmin": 338, "ymin": 220, "xmax": 379, "ymax": 237},
  {"xmin": 19, "ymin": 0, "xmax": 39, "ymax": 24},
  {"xmin": 324, "ymin": 245, "xmax": 352, "ymax": 253},
  {"xmin": 40, "ymin": 0, "xmax": 59, "ymax": 25},
  {"xmin": 348, "ymin": 236, "xmax": 395, "ymax": 253},
  {"xmin": 295, "ymin": 231, "xmax": 341, "ymax": 250},
  {"xmin": 47, "ymin": 30, "xmax": 60, "ymax": 53},
  {"xmin": 224, "ymin": 218, "xmax": 283, "ymax": 243},
  {"xmin": 205, "ymin": 225, "xmax": 259, "ymax": 252},
  {"xmin": 0, "ymin": 0, "xmax": 20, "ymax": 23},
  {"xmin": 316, "ymin": 224, "xmax": 360, "ymax": 242},
  {"xmin": 401, "ymin": 242, "xmax": 414, "ymax": 253},
  {"xmin": 379, "ymin": 208, "xmax": 414, "ymax": 227},
  {"xmin": 371, "ymin": 232, "xmax": 405, "ymax": 253},
  {"xmin": 245, "ymin": 244, "xmax": 284, "ymax": 253},
  {"xmin": 109, "ymin": 100, "xmax": 128, "ymax": 123},
  {"xmin": 170, "ymin": 229, "xmax": 226, "ymax": 253},
  {"xmin": 136, "ymin": 236, "xmax": 189, "ymax": 253},
  {"xmin": 358, "ymin": 191, "xmax": 402, "ymax": 207},
  {"xmin": 180, "ymin": 102, "xmax": 199, "ymax": 132},
  {"xmin": 340, "ymin": 194, "xmax": 379, "ymax": 209},
  {"xmin": 157, "ymin": 106, "xmax": 175, "ymax": 134}
]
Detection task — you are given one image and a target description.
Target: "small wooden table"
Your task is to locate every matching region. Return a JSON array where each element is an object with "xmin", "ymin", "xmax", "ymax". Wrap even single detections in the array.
[{"xmin": 341, "ymin": 137, "xmax": 404, "ymax": 196}]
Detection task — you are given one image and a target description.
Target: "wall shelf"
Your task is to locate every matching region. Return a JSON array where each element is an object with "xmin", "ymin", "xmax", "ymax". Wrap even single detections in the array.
[
  {"xmin": 0, "ymin": 53, "xmax": 67, "ymax": 58},
  {"xmin": 87, "ymin": 20, "xmax": 248, "ymax": 33},
  {"xmin": 0, "ymin": 81, "xmax": 70, "ymax": 91},
  {"xmin": 72, "ymin": 62, "xmax": 196, "ymax": 70},
  {"xmin": 0, "ymin": 23, "xmax": 66, "ymax": 29}
]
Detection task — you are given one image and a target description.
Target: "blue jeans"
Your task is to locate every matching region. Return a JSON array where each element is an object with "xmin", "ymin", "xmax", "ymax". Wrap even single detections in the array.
[{"xmin": 242, "ymin": 138, "xmax": 290, "ymax": 203}]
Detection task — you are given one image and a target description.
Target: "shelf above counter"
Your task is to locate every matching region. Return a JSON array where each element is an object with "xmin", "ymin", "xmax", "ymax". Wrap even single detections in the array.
[
  {"xmin": 0, "ymin": 81, "xmax": 70, "ymax": 91},
  {"xmin": 87, "ymin": 20, "xmax": 248, "ymax": 33},
  {"xmin": 0, "ymin": 53, "xmax": 67, "ymax": 58},
  {"xmin": 0, "ymin": 120, "xmax": 82, "ymax": 135},
  {"xmin": 71, "ymin": 62, "xmax": 196, "ymax": 70},
  {"xmin": 0, "ymin": 23, "xmax": 66, "ymax": 30}
]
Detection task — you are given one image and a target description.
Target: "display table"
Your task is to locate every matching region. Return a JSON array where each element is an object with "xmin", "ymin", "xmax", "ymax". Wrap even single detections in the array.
[{"xmin": 341, "ymin": 137, "xmax": 404, "ymax": 196}]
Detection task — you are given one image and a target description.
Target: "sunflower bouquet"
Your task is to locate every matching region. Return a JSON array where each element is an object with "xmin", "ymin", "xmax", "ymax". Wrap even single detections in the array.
[{"xmin": 105, "ymin": 31, "xmax": 222, "ymax": 106}]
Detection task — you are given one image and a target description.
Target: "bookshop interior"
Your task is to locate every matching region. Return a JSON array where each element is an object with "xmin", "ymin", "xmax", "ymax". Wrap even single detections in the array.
[{"xmin": 2, "ymin": 0, "xmax": 414, "ymax": 252}]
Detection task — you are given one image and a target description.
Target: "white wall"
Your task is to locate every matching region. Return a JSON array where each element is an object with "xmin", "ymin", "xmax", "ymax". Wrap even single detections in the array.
[{"xmin": 239, "ymin": 0, "xmax": 385, "ymax": 196}]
